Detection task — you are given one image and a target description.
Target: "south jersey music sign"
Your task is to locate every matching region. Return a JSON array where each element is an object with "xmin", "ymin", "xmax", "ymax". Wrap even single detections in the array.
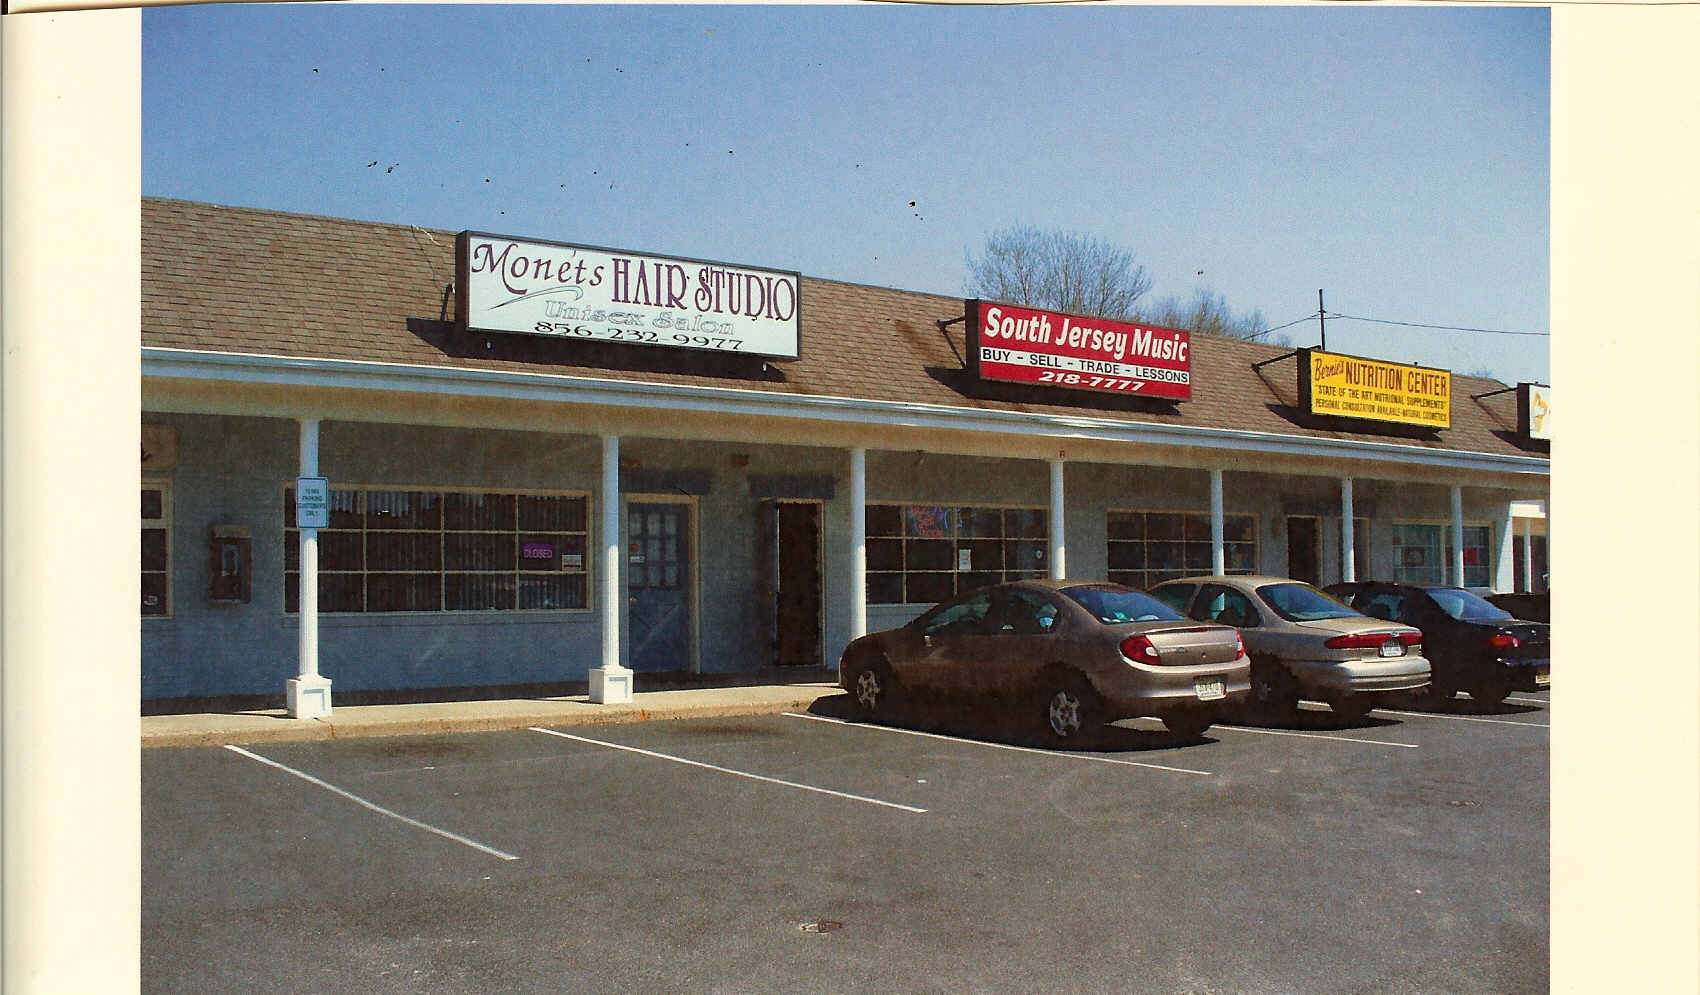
[{"xmin": 967, "ymin": 301, "xmax": 1192, "ymax": 401}]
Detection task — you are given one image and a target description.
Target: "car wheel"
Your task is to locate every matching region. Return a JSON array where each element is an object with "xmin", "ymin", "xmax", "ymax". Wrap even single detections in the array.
[
  {"xmin": 1036, "ymin": 671, "xmax": 1104, "ymax": 747},
  {"xmin": 844, "ymin": 652, "xmax": 896, "ymax": 719},
  {"xmin": 1163, "ymin": 713, "xmax": 1213, "ymax": 739},
  {"xmin": 1249, "ymin": 657, "xmax": 1300, "ymax": 717},
  {"xmin": 1471, "ymin": 676, "xmax": 1511, "ymax": 706},
  {"xmin": 1329, "ymin": 695, "xmax": 1375, "ymax": 721}
]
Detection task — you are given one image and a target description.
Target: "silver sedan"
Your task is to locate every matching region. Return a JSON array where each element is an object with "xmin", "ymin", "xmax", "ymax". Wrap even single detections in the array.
[{"xmin": 1148, "ymin": 575, "xmax": 1431, "ymax": 720}]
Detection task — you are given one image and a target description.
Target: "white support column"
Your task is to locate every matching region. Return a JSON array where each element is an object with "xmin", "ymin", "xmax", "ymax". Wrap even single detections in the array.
[
  {"xmin": 1450, "ymin": 485, "xmax": 1466, "ymax": 587},
  {"xmin": 1209, "ymin": 469, "xmax": 1226, "ymax": 576},
  {"xmin": 287, "ymin": 418, "xmax": 332, "ymax": 719},
  {"xmin": 1340, "ymin": 477, "xmax": 1356, "ymax": 583},
  {"xmin": 589, "ymin": 435, "xmax": 633, "ymax": 703},
  {"xmin": 1049, "ymin": 457, "xmax": 1067, "ymax": 579},
  {"xmin": 1494, "ymin": 501, "xmax": 1517, "ymax": 593},
  {"xmin": 849, "ymin": 448, "xmax": 867, "ymax": 643}
]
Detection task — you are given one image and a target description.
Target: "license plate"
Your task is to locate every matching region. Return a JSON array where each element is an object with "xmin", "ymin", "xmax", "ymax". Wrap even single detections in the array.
[
  {"xmin": 1195, "ymin": 678, "xmax": 1225, "ymax": 701},
  {"xmin": 1378, "ymin": 640, "xmax": 1406, "ymax": 658}
]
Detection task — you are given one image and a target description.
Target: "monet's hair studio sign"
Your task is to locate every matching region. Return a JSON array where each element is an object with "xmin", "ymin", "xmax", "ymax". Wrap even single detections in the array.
[{"xmin": 458, "ymin": 232, "xmax": 801, "ymax": 359}]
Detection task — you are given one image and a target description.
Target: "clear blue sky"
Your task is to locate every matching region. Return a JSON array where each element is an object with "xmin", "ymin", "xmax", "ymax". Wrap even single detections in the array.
[{"xmin": 143, "ymin": 3, "xmax": 1550, "ymax": 384}]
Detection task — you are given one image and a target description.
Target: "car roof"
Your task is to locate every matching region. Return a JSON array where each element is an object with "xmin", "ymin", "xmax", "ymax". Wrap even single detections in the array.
[{"xmin": 1154, "ymin": 575, "xmax": 1312, "ymax": 587}]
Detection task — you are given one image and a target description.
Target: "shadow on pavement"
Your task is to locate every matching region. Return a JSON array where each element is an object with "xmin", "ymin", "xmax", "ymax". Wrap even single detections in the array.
[{"xmin": 805, "ymin": 690, "xmax": 1220, "ymax": 754}]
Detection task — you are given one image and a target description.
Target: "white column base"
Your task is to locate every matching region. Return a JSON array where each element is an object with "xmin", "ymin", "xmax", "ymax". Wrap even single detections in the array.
[
  {"xmin": 588, "ymin": 666, "xmax": 634, "ymax": 704},
  {"xmin": 286, "ymin": 675, "xmax": 333, "ymax": 719}
]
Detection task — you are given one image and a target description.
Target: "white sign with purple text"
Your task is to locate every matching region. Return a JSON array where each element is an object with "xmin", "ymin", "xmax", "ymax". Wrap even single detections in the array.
[{"xmin": 459, "ymin": 233, "xmax": 801, "ymax": 359}]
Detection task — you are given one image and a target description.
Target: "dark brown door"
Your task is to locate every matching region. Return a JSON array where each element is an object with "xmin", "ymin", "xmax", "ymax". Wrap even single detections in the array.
[
  {"xmin": 773, "ymin": 501, "xmax": 823, "ymax": 666},
  {"xmin": 1287, "ymin": 516, "xmax": 1320, "ymax": 585}
]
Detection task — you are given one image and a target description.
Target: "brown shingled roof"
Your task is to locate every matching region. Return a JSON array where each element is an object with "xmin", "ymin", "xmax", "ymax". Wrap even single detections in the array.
[{"xmin": 142, "ymin": 197, "xmax": 1543, "ymax": 461}]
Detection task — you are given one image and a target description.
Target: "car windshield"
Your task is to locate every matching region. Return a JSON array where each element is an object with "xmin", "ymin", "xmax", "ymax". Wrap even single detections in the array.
[
  {"xmin": 1061, "ymin": 584, "xmax": 1183, "ymax": 624},
  {"xmin": 1256, "ymin": 583, "xmax": 1360, "ymax": 622},
  {"xmin": 1427, "ymin": 587, "xmax": 1515, "ymax": 622}
]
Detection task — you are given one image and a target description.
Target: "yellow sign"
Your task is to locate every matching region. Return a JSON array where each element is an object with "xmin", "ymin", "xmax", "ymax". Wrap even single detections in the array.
[{"xmin": 1305, "ymin": 350, "xmax": 1451, "ymax": 428}]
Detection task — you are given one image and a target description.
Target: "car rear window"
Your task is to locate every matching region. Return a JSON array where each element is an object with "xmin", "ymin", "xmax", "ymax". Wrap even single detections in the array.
[
  {"xmin": 1061, "ymin": 584, "xmax": 1183, "ymax": 623},
  {"xmin": 1427, "ymin": 587, "xmax": 1514, "ymax": 622},
  {"xmin": 1256, "ymin": 582, "xmax": 1360, "ymax": 622}
]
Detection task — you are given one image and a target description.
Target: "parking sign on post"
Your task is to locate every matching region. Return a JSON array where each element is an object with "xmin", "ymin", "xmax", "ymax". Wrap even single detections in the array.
[{"xmin": 295, "ymin": 477, "xmax": 330, "ymax": 529}]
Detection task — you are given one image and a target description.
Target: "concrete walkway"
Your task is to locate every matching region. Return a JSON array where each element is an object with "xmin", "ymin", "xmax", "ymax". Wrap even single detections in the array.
[{"xmin": 142, "ymin": 682, "xmax": 846, "ymax": 748}]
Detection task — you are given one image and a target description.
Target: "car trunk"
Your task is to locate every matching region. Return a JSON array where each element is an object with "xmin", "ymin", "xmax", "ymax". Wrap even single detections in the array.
[{"xmin": 1135, "ymin": 623, "xmax": 1243, "ymax": 667}]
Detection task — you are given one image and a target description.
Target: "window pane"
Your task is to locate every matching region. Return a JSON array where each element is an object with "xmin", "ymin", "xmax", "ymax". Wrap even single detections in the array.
[
  {"xmin": 369, "ymin": 532, "xmax": 443, "ymax": 571},
  {"xmin": 142, "ymin": 489, "xmax": 164, "ymax": 520},
  {"xmin": 905, "ymin": 572, "xmax": 954, "ymax": 604},
  {"xmin": 1008, "ymin": 540, "xmax": 1048, "ymax": 572},
  {"xmin": 446, "ymin": 574, "xmax": 516, "ymax": 611},
  {"xmin": 865, "ymin": 505, "xmax": 902, "ymax": 537},
  {"xmin": 905, "ymin": 506, "xmax": 954, "ymax": 538},
  {"xmin": 368, "ymin": 490, "xmax": 439, "ymax": 530},
  {"xmin": 320, "ymin": 573, "xmax": 365, "ymax": 613},
  {"xmin": 905, "ymin": 539, "xmax": 954, "ymax": 571},
  {"xmin": 867, "ymin": 537, "xmax": 903, "ymax": 571},
  {"xmin": 960, "ymin": 572, "xmax": 1000, "ymax": 592},
  {"xmin": 1107, "ymin": 542, "xmax": 1144, "ymax": 571},
  {"xmin": 1184, "ymin": 543, "xmax": 1213, "ymax": 570},
  {"xmin": 141, "ymin": 529, "xmax": 169, "ymax": 572},
  {"xmin": 444, "ymin": 533, "xmax": 514, "ymax": 572},
  {"xmin": 1107, "ymin": 512, "xmax": 1144, "ymax": 541},
  {"xmin": 141, "ymin": 573, "xmax": 169, "ymax": 616},
  {"xmin": 519, "ymin": 574, "xmax": 586, "ymax": 610},
  {"xmin": 518, "ymin": 494, "xmax": 586, "ymax": 532},
  {"xmin": 444, "ymin": 492, "xmax": 513, "ymax": 531},
  {"xmin": 368, "ymin": 573, "xmax": 440, "ymax": 612},
  {"xmin": 866, "ymin": 573, "xmax": 903, "ymax": 605},
  {"xmin": 328, "ymin": 489, "xmax": 364, "ymax": 529},
  {"xmin": 320, "ymin": 531, "xmax": 364, "ymax": 571},
  {"xmin": 956, "ymin": 507, "xmax": 1003, "ymax": 539},
  {"xmin": 960, "ymin": 539, "xmax": 1003, "ymax": 571},
  {"xmin": 1148, "ymin": 513, "xmax": 1184, "ymax": 541},
  {"xmin": 1182, "ymin": 515, "xmax": 1211, "ymax": 541},
  {"xmin": 1004, "ymin": 508, "xmax": 1048, "ymax": 539},
  {"xmin": 1224, "ymin": 515, "xmax": 1256, "ymax": 543}
]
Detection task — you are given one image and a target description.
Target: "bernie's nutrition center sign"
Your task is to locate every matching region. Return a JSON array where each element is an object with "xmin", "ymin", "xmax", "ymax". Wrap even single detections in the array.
[
  {"xmin": 1301, "ymin": 349, "xmax": 1452, "ymax": 429},
  {"xmin": 458, "ymin": 233, "xmax": 802, "ymax": 359},
  {"xmin": 967, "ymin": 300, "xmax": 1193, "ymax": 401}
]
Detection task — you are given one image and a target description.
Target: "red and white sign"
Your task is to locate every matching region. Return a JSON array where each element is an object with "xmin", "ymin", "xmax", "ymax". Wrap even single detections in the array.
[{"xmin": 968, "ymin": 301, "xmax": 1191, "ymax": 400}]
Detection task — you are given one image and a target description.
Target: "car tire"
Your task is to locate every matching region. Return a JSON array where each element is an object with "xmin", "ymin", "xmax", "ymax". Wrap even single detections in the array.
[
  {"xmin": 1249, "ymin": 656, "xmax": 1300, "ymax": 718},
  {"xmin": 1163, "ymin": 713, "xmax": 1213, "ymax": 739},
  {"xmin": 844, "ymin": 651, "xmax": 896, "ymax": 719},
  {"xmin": 1471, "ymin": 676, "xmax": 1511, "ymax": 706},
  {"xmin": 1036, "ymin": 670, "xmax": 1104, "ymax": 747}
]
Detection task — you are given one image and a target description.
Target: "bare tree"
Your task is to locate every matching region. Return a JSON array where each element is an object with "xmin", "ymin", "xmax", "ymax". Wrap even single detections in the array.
[
  {"xmin": 965, "ymin": 224, "xmax": 1153, "ymax": 320},
  {"xmin": 1134, "ymin": 288, "xmax": 1271, "ymax": 341}
]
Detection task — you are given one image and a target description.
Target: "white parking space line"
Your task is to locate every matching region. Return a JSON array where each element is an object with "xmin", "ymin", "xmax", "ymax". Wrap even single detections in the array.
[
  {"xmin": 1376, "ymin": 709, "xmax": 1550, "ymax": 728},
  {"xmin": 529, "ymin": 727, "xmax": 928, "ymax": 813},
  {"xmin": 1506, "ymin": 696, "xmax": 1549, "ymax": 706},
  {"xmin": 1211, "ymin": 725, "xmax": 1420, "ymax": 748},
  {"xmin": 784, "ymin": 712, "xmax": 1214, "ymax": 776},
  {"xmin": 224, "ymin": 745, "xmax": 519, "ymax": 861}
]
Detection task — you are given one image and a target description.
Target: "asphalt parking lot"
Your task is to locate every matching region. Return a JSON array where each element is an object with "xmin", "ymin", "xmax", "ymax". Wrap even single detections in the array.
[{"xmin": 143, "ymin": 690, "xmax": 1549, "ymax": 995}]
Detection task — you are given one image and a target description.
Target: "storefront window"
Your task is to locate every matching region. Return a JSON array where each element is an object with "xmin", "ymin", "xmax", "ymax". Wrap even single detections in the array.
[
  {"xmin": 142, "ymin": 484, "xmax": 170, "ymax": 617},
  {"xmin": 866, "ymin": 504, "xmax": 1048, "ymax": 604},
  {"xmin": 1106, "ymin": 510, "xmax": 1257, "ymax": 591},
  {"xmin": 1392, "ymin": 523, "xmax": 1492, "ymax": 587},
  {"xmin": 285, "ymin": 487, "xmax": 590, "ymax": 613}
]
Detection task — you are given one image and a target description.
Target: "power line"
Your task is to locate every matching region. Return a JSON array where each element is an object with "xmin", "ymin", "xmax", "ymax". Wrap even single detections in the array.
[{"xmin": 1326, "ymin": 313, "xmax": 1550, "ymax": 338}]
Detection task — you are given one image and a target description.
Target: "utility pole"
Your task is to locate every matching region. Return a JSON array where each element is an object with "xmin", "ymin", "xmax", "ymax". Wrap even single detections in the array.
[{"xmin": 1318, "ymin": 289, "xmax": 1327, "ymax": 351}]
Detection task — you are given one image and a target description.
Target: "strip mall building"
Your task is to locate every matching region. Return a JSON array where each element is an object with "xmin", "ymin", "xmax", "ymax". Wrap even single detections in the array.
[{"xmin": 140, "ymin": 198, "xmax": 1550, "ymax": 709}]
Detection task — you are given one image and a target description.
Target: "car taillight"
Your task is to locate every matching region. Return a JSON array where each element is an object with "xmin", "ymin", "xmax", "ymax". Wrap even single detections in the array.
[
  {"xmin": 1120, "ymin": 634, "xmax": 1162, "ymax": 665},
  {"xmin": 1235, "ymin": 631, "xmax": 1247, "ymax": 658},
  {"xmin": 1486, "ymin": 631, "xmax": 1522, "ymax": 650},
  {"xmin": 1396, "ymin": 631, "xmax": 1423, "ymax": 648},
  {"xmin": 1325, "ymin": 632, "xmax": 1389, "ymax": 649}
]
